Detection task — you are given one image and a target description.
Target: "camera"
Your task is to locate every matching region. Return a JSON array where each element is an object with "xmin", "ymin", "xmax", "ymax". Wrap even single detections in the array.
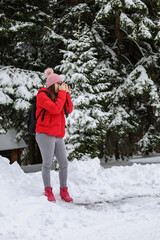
[
  {"xmin": 61, "ymin": 82, "xmax": 75, "ymax": 89},
  {"xmin": 66, "ymin": 82, "xmax": 75, "ymax": 89}
]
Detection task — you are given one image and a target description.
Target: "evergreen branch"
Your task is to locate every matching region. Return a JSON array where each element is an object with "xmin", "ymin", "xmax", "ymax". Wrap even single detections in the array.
[
  {"xmin": 120, "ymin": 27, "xmax": 145, "ymax": 57},
  {"xmin": 121, "ymin": 54, "xmax": 133, "ymax": 66}
]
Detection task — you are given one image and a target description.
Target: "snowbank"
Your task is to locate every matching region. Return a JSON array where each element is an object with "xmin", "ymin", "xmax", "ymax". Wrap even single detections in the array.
[
  {"xmin": 130, "ymin": 155, "xmax": 160, "ymax": 163},
  {"xmin": 0, "ymin": 155, "xmax": 160, "ymax": 240}
]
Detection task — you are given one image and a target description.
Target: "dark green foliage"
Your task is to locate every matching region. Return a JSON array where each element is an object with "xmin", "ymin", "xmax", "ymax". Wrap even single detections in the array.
[{"xmin": 0, "ymin": 0, "xmax": 64, "ymax": 70}]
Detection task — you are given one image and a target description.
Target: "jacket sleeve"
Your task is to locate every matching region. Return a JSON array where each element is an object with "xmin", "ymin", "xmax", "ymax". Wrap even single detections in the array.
[
  {"xmin": 65, "ymin": 92, "xmax": 73, "ymax": 114},
  {"xmin": 37, "ymin": 90, "xmax": 66, "ymax": 115}
]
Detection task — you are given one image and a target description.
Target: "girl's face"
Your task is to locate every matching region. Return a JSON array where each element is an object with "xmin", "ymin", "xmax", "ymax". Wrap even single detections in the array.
[{"xmin": 54, "ymin": 82, "xmax": 62, "ymax": 93}]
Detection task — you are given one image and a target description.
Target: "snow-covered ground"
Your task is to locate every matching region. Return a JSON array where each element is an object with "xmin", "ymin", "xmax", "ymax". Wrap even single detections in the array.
[
  {"xmin": 101, "ymin": 155, "xmax": 160, "ymax": 168},
  {"xmin": 1, "ymin": 155, "xmax": 160, "ymax": 240},
  {"xmin": 130, "ymin": 155, "xmax": 160, "ymax": 163}
]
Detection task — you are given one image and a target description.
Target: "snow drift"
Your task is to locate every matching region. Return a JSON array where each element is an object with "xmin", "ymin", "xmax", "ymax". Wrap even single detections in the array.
[{"xmin": 0, "ymin": 155, "xmax": 160, "ymax": 240}]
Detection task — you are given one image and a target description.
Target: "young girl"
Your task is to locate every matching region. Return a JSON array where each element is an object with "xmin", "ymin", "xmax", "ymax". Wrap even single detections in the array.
[{"xmin": 35, "ymin": 68, "xmax": 73, "ymax": 202}]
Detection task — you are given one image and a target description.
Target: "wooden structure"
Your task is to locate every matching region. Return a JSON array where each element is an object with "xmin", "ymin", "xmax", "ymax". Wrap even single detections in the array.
[{"xmin": 0, "ymin": 129, "xmax": 27, "ymax": 165}]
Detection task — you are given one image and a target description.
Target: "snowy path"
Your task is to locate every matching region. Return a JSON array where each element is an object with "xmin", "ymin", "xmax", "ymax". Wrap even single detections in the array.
[{"xmin": 1, "ymin": 156, "xmax": 160, "ymax": 240}]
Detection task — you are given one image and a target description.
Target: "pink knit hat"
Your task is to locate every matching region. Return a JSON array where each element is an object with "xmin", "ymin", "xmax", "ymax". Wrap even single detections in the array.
[{"xmin": 44, "ymin": 68, "xmax": 62, "ymax": 88}]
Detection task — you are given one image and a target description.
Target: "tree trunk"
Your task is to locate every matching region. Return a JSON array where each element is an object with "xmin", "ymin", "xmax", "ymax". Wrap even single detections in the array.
[
  {"xmin": 114, "ymin": 10, "xmax": 121, "ymax": 47},
  {"xmin": 115, "ymin": 139, "xmax": 120, "ymax": 160}
]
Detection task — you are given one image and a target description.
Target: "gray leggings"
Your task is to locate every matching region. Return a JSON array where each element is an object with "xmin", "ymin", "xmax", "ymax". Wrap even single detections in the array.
[{"xmin": 36, "ymin": 133, "xmax": 68, "ymax": 188}]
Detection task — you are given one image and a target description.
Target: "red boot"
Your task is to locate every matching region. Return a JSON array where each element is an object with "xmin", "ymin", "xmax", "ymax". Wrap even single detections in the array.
[
  {"xmin": 45, "ymin": 187, "xmax": 56, "ymax": 202},
  {"xmin": 60, "ymin": 187, "xmax": 73, "ymax": 202}
]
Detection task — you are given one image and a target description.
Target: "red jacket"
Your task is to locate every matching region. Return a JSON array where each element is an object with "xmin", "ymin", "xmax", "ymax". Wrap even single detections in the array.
[{"xmin": 35, "ymin": 87, "xmax": 73, "ymax": 137}]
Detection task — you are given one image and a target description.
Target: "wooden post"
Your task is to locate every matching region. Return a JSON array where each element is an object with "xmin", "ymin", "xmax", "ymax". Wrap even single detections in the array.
[{"xmin": 10, "ymin": 149, "xmax": 20, "ymax": 165}]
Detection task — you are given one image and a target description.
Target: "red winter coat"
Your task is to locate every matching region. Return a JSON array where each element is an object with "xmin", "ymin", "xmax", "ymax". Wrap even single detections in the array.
[{"xmin": 35, "ymin": 87, "xmax": 73, "ymax": 137}]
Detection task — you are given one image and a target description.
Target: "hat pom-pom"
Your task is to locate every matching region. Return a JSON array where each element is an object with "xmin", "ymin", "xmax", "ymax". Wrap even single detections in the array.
[{"xmin": 44, "ymin": 68, "xmax": 54, "ymax": 77}]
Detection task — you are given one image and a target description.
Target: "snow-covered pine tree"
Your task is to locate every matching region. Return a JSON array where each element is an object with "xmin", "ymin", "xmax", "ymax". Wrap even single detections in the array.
[
  {"xmin": 94, "ymin": 0, "xmax": 160, "ymax": 159},
  {"xmin": 55, "ymin": 3, "xmax": 107, "ymax": 159},
  {"xmin": 108, "ymin": 65, "xmax": 160, "ymax": 158},
  {"xmin": 0, "ymin": 0, "xmax": 65, "ymax": 164},
  {"xmin": 55, "ymin": 0, "xmax": 160, "ymax": 160},
  {"xmin": 95, "ymin": 0, "xmax": 159, "ymax": 65},
  {"xmin": 90, "ymin": 60, "xmax": 127, "ymax": 160},
  {"xmin": 0, "ymin": 65, "xmax": 43, "ymax": 164},
  {"xmin": 0, "ymin": 0, "xmax": 64, "ymax": 70},
  {"xmin": 91, "ymin": 12, "xmax": 128, "ymax": 160},
  {"xmin": 0, "ymin": 66, "xmax": 43, "ymax": 132},
  {"xmin": 57, "ymin": 27, "xmax": 100, "ymax": 159}
]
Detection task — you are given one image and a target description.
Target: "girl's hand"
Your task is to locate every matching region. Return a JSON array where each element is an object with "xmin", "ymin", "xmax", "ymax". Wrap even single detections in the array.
[
  {"xmin": 65, "ymin": 84, "xmax": 71, "ymax": 93},
  {"xmin": 59, "ymin": 83, "xmax": 66, "ymax": 91}
]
